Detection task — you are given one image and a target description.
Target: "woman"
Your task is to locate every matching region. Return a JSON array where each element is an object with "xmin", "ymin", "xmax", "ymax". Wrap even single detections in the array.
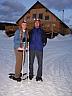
[{"xmin": 13, "ymin": 20, "xmax": 28, "ymax": 81}]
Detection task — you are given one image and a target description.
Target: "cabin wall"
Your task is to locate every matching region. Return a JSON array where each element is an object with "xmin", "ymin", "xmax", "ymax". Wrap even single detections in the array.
[
  {"xmin": 5, "ymin": 25, "xmax": 17, "ymax": 37},
  {"xmin": 17, "ymin": 7, "xmax": 70, "ymax": 37}
]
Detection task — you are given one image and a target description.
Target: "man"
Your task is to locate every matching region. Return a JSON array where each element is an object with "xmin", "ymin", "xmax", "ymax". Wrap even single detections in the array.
[{"xmin": 29, "ymin": 19, "xmax": 47, "ymax": 81}]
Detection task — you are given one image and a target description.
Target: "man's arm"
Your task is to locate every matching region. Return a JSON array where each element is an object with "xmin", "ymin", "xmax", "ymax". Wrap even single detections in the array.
[{"xmin": 42, "ymin": 29, "xmax": 47, "ymax": 47}]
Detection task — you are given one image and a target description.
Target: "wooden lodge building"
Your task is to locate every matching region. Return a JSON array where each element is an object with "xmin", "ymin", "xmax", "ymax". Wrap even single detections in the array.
[
  {"xmin": 0, "ymin": 22, "xmax": 17, "ymax": 37},
  {"xmin": 0, "ymin": 1, "xmax": 71, "ymax": 38}
]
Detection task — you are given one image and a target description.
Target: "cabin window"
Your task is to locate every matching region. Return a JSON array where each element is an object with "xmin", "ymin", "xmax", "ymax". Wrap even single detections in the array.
[
  {"xmin": 32, "ymin": 14, "xmax": 36, "ymax": 19},
  {"xmin": 45, "ymin": 16, "xmax": 49, "ymax": 20},
  {"xmin": 39, "ymin": 13, "xmax": 43, "ymax": 19}
]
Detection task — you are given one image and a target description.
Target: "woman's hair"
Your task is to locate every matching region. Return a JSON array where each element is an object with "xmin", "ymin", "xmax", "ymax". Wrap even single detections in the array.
[{"xmin": 18, "ymin": 20, "xmax": 27, "ymax": 31}]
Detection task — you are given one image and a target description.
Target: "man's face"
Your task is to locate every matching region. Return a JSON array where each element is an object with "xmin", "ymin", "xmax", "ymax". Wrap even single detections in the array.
[
  {"xmin": 35, "ymin": 21, "xmax": 40, "ymax": 28},
  {"xmin": 21, "ymin": 22, "xmax": 27, "ymax": 30}
]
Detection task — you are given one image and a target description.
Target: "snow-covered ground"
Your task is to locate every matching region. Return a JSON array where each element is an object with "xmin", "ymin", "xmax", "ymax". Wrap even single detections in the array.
[{"xmin": 0, "ymin": 31, "xmax": 72, "ymax": 96}]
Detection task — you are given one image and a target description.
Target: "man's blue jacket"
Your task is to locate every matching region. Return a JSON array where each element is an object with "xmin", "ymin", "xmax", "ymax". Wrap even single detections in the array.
[{"xmin": 29, "ymin": 27, "xmax": 47, "ymax": 51}]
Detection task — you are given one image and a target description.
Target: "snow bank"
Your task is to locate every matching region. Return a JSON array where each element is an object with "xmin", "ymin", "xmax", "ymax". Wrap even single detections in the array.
[
  {"xmin": 0, "ymin": 31, "xmax": 72, "ymax": 96},
  {"xmin": 50, "ymin": 34, "xmax": 72, "ymax": 41}
]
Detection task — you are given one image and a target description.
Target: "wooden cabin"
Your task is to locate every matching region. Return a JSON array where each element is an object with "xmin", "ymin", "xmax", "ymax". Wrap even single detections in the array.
[
  {"xmin": 0, "ymin": 1, "xmax": 71, "ymax": 38},
  {"xmin": 0, "ymin": 22, "xmax": 17, "ymax": 37},
  {"xmin": 16, "ymin": 1, "xmax": 71, "ymax": 38}
]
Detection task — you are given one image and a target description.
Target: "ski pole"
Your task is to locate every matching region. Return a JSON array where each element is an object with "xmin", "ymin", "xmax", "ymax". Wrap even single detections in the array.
[
  {"xmin": 27, "ymin": 42, "xmax": 29, "ymax": 82},
  {"xmin": 22, "ymin": 42, "xmax": 25, "ymax": 78},
  {"xmin": 22, "ymin": 49, "xmax": 24, "ymax": 78}
]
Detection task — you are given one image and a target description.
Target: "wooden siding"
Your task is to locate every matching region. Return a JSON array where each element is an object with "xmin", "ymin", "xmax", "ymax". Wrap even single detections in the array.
[{"xmin": 17, "ymin": 7, "xmax": 71, "ymax": 37}]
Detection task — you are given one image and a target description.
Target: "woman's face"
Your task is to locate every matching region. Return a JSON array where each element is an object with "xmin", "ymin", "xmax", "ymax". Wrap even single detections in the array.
[{"xmin": 21, "ymin": 22, "xmax": 27, "ymax": 30}]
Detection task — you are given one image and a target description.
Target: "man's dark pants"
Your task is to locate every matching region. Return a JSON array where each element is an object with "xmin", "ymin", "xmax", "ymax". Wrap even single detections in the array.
[{"xmin": 29, "ymin": 49, "xmax": 43, "ymax": 78}]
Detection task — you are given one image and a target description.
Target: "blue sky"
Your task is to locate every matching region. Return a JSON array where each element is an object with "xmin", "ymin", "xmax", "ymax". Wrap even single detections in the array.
[{"xmin": 0, "ymin": 0, "xmax": 72, "ymax": 27}]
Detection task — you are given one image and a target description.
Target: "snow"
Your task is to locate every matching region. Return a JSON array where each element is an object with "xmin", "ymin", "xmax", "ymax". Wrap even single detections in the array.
[
  {"xmin": 0, "ymin": 31, "xmax": 72, "ymax": 96},
  {"xmin": 51, "ymin": 34, "xmax": 72, "ymax": 41}
]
